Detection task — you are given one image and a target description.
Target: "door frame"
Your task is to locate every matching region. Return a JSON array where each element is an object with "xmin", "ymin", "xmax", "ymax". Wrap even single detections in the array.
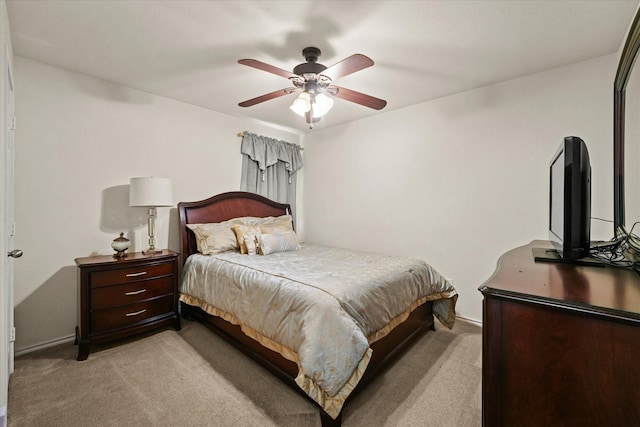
[{"xmin": 1, "ymin": 42, "xmax": 15, "ymax": 421}]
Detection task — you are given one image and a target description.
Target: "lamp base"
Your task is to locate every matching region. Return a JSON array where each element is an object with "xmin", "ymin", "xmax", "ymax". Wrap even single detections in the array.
[{"xmin": 142, "ymin": 248, "xmax": 163, "ymax": 255}]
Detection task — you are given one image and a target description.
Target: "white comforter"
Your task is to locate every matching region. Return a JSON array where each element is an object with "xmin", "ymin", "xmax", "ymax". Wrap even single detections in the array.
[{"xmin": 179, "ymin": 243, "xmax": 457, "ymax": 418}]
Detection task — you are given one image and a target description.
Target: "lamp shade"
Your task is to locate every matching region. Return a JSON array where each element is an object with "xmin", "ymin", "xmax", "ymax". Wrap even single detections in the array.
[
  {"xmin": 312, "ymin": 93, "xmax": 334, "ymax": 118},
  {"xmin": 290, "ymin": 92, "xmax": 311, "ymax": 116},
  {"xmin": 129, "ymin": 177, "xmax": 173, "ymax": 207}
]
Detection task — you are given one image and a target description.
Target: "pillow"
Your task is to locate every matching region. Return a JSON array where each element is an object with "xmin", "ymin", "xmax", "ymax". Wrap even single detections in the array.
[
  {"xmin": 187, "ymin": 222, "xmax": 240, "ymax": 255},
  {"xmin": 231, "ymin": 224, "xmax": 262, "ymax": 254},
  {"xmin": 230, "ymin": 216, "xmax": 264, "ymax": 226},
  {"xmin": 257, "ymin": 230, "xmax": 300, "ymax": 255},
  {"xmin": 259, "ymin": 215, "xmax": 294, "ymax": 237},
  {"xmin": 257, "ymin": 215, "xmax": 294, "ymax": 230},
  {"xmin": 260, "ymin": 224, "xmax": 291, "ymax": 235},
  {"xmin": 232, "ymin": 214, "xmax": 293, "ymax": 228},
  {"xmin": 244, "ymin": 235, "xmax": 259, "ymax": 255}
]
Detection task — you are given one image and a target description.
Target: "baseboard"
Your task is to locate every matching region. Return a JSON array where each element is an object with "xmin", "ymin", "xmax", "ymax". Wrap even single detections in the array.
[
  {"xmin": 0, "ymin": 405, "xmax": 6, "ymax": 427},
  {"xmin": 14, "ymin": 334, "xmax": 75, "ymax": 357},
  {"xmin": 456, "ymin": 314, "xmax": 482, "ymax": 327},
  {"xmin": 12, "ymin": 317, "xmax": 480, "ymax": 356}
]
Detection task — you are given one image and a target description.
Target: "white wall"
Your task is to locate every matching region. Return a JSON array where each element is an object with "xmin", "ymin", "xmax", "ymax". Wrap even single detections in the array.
[
  {"xmin": 302, "ymin": 54, "xmax": 616, "ymax": 323},
  {"xmin": 0, "ymin": 0, "xmax": 12, "ymax": 418},
  {"xmin": 10, "ymin": 49, "xmax": 620, "ymax": 345},
  {"xmin": 12, "ymin": 56, "xmax": 301, "ymax": 352}
]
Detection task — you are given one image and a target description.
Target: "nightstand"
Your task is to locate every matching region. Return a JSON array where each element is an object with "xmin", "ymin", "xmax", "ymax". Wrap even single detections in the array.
[{"xmin": 74, "ymin": 250, "xmax": 181, "ymax": 361}]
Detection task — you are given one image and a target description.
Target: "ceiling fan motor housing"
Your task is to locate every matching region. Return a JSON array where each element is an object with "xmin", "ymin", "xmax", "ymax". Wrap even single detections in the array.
[
  {"xmin": 293, "ymin": 47, "xmax": 327, "ymax": 76},
  {"xmin": 302, "ymin": 47, "xmax": 321, "ymax": 62}
]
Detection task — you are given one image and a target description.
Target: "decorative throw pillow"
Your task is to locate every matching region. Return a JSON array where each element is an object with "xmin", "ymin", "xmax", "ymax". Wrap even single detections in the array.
[
  {"xmin": 186, "ymin": 222, "xmax": 239, "ymax": 255},
  {"xmin": 231, "ymin": 224, "xmax": 262, "ymax": 254},
  {"xmin": 257, "ymin": 230, "xmax": 300, "ymax": 255},
  {"xmin": 244, "ymin": 235, "xmax": 259, "ymax": 255}
]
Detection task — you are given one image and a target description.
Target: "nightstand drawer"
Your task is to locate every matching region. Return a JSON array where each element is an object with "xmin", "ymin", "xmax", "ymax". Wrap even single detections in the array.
[
  {"xmin": 91, "ymin": 296, "xmax": 174, "ymax": 332},
  {"xmin": 90, "ymin": 276, "xmax": 173, "ymax": 309},
  {"xmin": 90, "ymin": 261, "xmax": 173, "ymax": 287}
]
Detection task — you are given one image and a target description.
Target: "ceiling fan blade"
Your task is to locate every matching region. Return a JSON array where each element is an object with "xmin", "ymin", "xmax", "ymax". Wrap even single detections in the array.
[
  {"xmin": 238, "ymin": 88, "xmax": 293, "ymax": 107},
  {"xmin": 321, "ymin": 54, "xmax": 374, "ymax": 81},
  {"xmin": 238, "ymin": 59, "xmax": 298, "ymax": 79},
  {"xmin": 333, "ymin": 86, "xmax": 387, "ymax": 110}
]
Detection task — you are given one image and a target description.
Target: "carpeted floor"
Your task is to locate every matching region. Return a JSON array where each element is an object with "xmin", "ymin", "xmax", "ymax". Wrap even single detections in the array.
[{"xmin": 8, "ymin": 318, "xmax": 481, "ymax": 426}]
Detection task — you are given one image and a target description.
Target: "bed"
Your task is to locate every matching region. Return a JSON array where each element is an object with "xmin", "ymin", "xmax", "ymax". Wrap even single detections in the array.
[{"xmin": 178, "ymin": 191, "xmax": 457, "ymax": 426}]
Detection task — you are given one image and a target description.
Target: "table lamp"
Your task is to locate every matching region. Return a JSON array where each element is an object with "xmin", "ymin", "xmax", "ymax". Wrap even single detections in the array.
[{"xmin": 129, "ymin": 177, "xmax": 173, "ymax": 254}]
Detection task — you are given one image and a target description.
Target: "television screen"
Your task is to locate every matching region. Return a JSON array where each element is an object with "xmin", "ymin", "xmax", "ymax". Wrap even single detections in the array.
[{"xmin": 548, "ymin": 136, "xmax": 591, "ymax": 260}]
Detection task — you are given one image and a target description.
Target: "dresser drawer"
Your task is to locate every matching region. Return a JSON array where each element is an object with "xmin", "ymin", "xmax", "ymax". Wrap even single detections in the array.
[
  {"xmin": 90, "ymin": 276, "xmax": 173, "ymax": 309},
  {"xmin": 89, "ymin": 261, "xmax": 173, "ymax": 288},
  {"xmin": 91, "ymin": 295, "xmax": 174, "ymax": 332}
]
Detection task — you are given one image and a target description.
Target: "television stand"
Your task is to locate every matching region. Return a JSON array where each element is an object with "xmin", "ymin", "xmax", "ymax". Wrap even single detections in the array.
[{"xmin": 532, "ymin": 247, "xmax": 604, "ymax": 267}]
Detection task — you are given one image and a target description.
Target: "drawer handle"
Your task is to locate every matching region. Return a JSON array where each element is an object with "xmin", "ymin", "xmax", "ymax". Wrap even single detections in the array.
[
  {"xmin": 125, "ymin": 272, "xmax": 147, "ymax": 277},
  {"xmin": 125, "ymin": 309, "xmax": 147, "ymax": 317},
  {"xmin": 125, "ymin": 289, "xmax": 147, "ymax": 296}
]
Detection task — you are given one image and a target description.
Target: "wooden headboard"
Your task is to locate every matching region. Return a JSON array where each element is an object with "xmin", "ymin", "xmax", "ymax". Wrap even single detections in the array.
[{"xmin": 177, "ymin": 191, "xmax": 291, "ymax": 266}]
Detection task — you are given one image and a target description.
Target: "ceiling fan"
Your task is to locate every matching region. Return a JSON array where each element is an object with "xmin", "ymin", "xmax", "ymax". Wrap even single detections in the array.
[{"xmin": 238, "ymin": 47, "xmax": 387, "ymax": 127}]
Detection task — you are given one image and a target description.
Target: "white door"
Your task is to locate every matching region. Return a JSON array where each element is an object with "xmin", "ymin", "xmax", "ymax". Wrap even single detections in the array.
[{"xmin": 2, "ymin": 51, "xmax": 18, "ymax": 417}]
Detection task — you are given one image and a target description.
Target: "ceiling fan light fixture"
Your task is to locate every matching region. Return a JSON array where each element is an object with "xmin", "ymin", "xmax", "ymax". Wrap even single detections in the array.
[
  {"xmin": 312, "ymin": 93, "xmax": 334, "ymax": 118},
  {"xmin": 239, "ymin": 47, "xmax": 386, "ymax": 127},
  {"xmin": 290, "ymin": 92, "xmax": 311, "ymax": 116}
]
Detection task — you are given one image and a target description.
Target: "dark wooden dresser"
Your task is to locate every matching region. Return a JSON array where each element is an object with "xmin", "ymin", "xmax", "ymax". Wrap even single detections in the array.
[
  {"xmin": 75, "ymin": 250, "xmax": 181, "ymax": 360},
  {"xmin": 479, "ymin": 240, "xmax": 640, "ymax": 426}
]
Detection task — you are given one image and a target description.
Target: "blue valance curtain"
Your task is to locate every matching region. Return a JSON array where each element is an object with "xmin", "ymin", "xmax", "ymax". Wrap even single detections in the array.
[{"xmin": 239, "ymin": 132, "xmax": 303, "ymax": 221}]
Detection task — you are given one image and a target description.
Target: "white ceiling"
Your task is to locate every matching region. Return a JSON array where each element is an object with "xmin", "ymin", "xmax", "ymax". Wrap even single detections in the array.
[{"xmin": 6, "ymin": 0, "xmax": 639, "ymax": 133}]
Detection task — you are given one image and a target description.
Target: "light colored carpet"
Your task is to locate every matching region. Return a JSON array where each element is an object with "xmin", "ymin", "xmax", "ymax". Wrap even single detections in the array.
[{"xmin": 8, "ymin": 318, "xmax": 481, "ymax": 426}]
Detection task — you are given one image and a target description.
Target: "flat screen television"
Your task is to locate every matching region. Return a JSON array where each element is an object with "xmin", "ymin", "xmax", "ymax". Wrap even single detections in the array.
[{"xmin": 548, "ymin": 136, "xmax": 591, "ymax": 260}]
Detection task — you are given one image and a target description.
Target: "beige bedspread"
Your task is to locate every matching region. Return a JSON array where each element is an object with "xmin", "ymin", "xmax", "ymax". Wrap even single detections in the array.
[{"xmin": 179, "ymin": 243, "xmax": 457, "ymax": 418}]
